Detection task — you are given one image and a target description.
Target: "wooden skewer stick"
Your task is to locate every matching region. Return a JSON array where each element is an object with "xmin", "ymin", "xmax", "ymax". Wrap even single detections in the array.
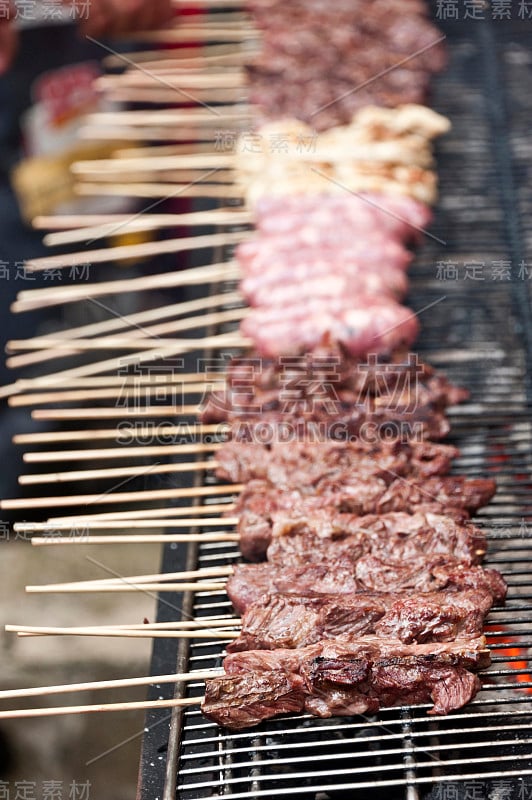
[
  {"xmin": 7, "ymin": 304, "xmax": 243, "ymax": 370},
  {"xmin": 9, "ymin": 322, "xmax": 246, "ymax": 352},
  {"xmin": 18, "ymin": 460, "xmax": 221, "ymax": 485},
  {"xmin": 112, "ymin": 143, "xmax": 229, "ymax": 159},
  {"xmin": 25, "ymin": 229, "xmax": 248, "ymax": 272},
  {"xmin": 97, "ymin": 88, "xmax": 244, "ymax": 106},
  {"xmin": 47, "ymin": 502, "xmax": 236, "ymax": 523},
  {"xmin": 6, "ymin": 332, "xmax": 247, "ymax": 390},
  {"xmin": 10, "ymin": 383, "xmax": 224, "ymax": 408},
  {"xmin": 13, "ymin": 423, "xmax": 224, "ymax": 445},
  {"xmin": 34, "ymin": 206, "xmax": 248, "ymax": 229},
  {"xmin": 0, "ymin": 697, "xmax": 203, "ymax": 720},
  {"xmin": 23, "ymin": 565, "xmax": 234, "ymax": 589},
  {"xmin": 172, "ymin": 0, "xmax": 244, "ymax": 8},
  {"xmin": 20, "ymin": 629, "xmax": 238, "ymax": 639},
  {"xmin": 12, "ymin": 260, "xmax": 241, "ymax": 313},
  {"xmin": 29, "ymin": 405, "xmax": 205, "ymax": 420},
  {"xmin": 25, "ymin": 582, "xmax": 228, "ymax": 593},
  {"xmin": 0, "ymin": 668, "xmax": 223, "ymax": 700},
  {"xmin": 30, "ymin": 534, "xmax": 238, "ymax": 545},
  {"xmin": 83, "ymin": 108, "xmax": 251, "ymax": 127},
  {"xmin": 23, "ymin": 443, "xmax": 222, "ymax": 464},
  {"xmin": 0, "ymin": 484, "xmax": 243, "ymax": 511},
  {"xmin": 8, "ymin": 618, "xmax": 239, "ymax": 637},
  {"xmin": 72, "ymin": 154, "xmax": 235, "ymax": 174},
  {"xmin": 4, "ymin": 369, "xmax": 229, "ymax": 398},
  {"xmin": 77, "ymin": 127, "xmax": 235, "ymax": 143},
  {"xmin": 118, "ymin": 28, "xmax": 257, "ymax": 43},
  {"xmin": 16, "ymin": 516, "xmax": 237, "ymax": 531},
  {"xmin": 96, "ymin": 70, "xmax": 245, "ymax": 89},
  {"xmin": 102, "ymin": 42, "xmax": 254, "ymax": 68},
  {"xmin": 12, "ymin": 371, "xmax": 228, "ymax": 389},
  {"xmin": 74, "ymin": 181, "xmax": 245, "ymax": 198},
  {"xmin": 42, "ymin": 211, "xmax": 251, "ymax": 247}
]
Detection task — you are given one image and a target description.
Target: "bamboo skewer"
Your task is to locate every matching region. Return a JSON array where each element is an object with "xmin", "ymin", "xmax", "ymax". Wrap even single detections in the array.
[
  {"xmin": 47, "ymin": 503, "xmax": 236, "ymax": 523},
  {"xmin": 19, "ymin": 629, "xmax": 238, "ymax": 639},
  {"xmin": 4, "ymin": 370, "xmax": 228, "ymax": 398},
  {"xmin": 102, "ymin": 46, "xmax": 253, "ymax": 70},
  {"xmin": 94, "ymin": 88, "xmax": 244, "ymax": 105},
  {"xmin": 41, "ymin": 211, "xmax": 251, "ymax": 247},
  {"xmin": 25, "ymin": 230, "xmax": 248, "ymax": 272},
  {"xmin": 78, "ymin": 127, "xmax": 242, "ymax": 143},
  {"xmin": 83, "ymin": 108, "xmax": 251, "ymax": 127},
  {"xmin": 172, "ymin": 0, "xmax": 244, "ymax": 8},
  {"xmin": 112, "ymin": 142, "xmax": 230, "ymax": 158},
  {"xmin": 31, "ymin": 535, "xmax": 238, "ymax": 546},
  {"xmin": 13, "ymin": 423, "xmax": 224, "ymax": 445},
  {"xmin": 74, "ymin": 181, "xmax": 245, "ymax": 198},
  {"xmin": 4, "ymin": 331, "xmax": 248, "ymax": 390},
  {"xmin": 12, "ymin": 260, "xmax": 241, "ymax": 313},
  {"xmin": 120, "ymin": 28, "xmax": 257, "ymax": 44},
  {"xmin": 9, "ymin": 618, "xmax": 239, "ymax": 638},
  {"xmin": 9, "ymin": 319, "xmax": 246, "ymax": 352},
  {"xmin": 0, "ymin": 697, "xmax": 203, "ymax": 720},
  {"xmin": 16, "ymin": 517, "xmax": 237, "ymax": 532},
  {"xmin": 0, "ymin": 668, "xmax": 223, "ymax": 700},
  {"xmin": 7, "ymin": 295, "xmax": 244, "ymax": 371},
  {"xmin": 33, "ymin": 208, "xmax": 249, "ymax": 231},
  {"xmin": 73, "ymin": 154, "xmax": 236, "ymax": 175},
  {"xmin": 10, "ymin": 383, "xmax": 223, "ymax": 408},
  {"xmin": 0, "ymin": 483, "xmax": 244, "ymax": 511},
  {"xmin": 29, "ymin": 533, "xmax": 237, "ymax": 545},
  {"xmin": 96, "ymin": 71, "xmax": 245, "ymax": 91},
  {"xmin": 25, "ymin": 565, "xmax": 234, "ymax": 589},
  {"xmin": 26, "ymin": 582, "xmax": 228, "ymax": 593},
  {"xmin": 30, "ymin": 405, "xmax": 204, "ymax": 420},
  {"xmin": 23, "ymin": 443, "xmax": 222, "ymax": 464},
  {"xmin": 12, "ymin": 372, "xmax": 227, "ymax": 389},
  {"xmin": 18, "ymin": 460, "xmax": 221, "ymax": 485}
]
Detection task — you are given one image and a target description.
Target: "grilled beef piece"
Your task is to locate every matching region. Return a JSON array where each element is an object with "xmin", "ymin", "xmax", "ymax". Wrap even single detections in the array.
[
  {"xmin": 202, "ymin": 637, "xmax": 487, "ymax": 729},
  {"xmin": 226, "ymin": 406, "xmax": 452, "ymax": 443},
  {"xmin": 265, "ymin": 511, "xmax": 486, "ymax": 568},
  {"xmin": 200, "ymin": 348, "xmax": 469, "ymax": 427},
  {"xmin": 246, "ymin": 4, "xmax": 446, "ymax": 131},
  {"xmin": 226, "ymin": 559, "xmax": 507, "ymax": 615},
  {"xmin": 227, "ymin": 589, "xmax": 493, "ymax": 652},
  {"xmin": 224, "ymin": 346, "xmax": 466, "ymax": 403},
  {"xmin": 215, "ymin": 440, "xmax": 459, "ymax": 486},
  {"xmin": 234, "ymin": 479, "xmax": 496, "ymax": 561}
]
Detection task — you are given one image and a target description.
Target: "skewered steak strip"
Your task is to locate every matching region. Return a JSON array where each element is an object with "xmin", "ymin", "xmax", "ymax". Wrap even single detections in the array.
[
  {"xmin": 222, "ymin": 347, "xmax": 468, "ymax": 406},
  {"xmin": 215, "ymin": 440, "xmax": 459, "ymax": 485},
  {"xmin": 227, "ymin": 589, "xmax": 494, "ymax": 652},
  {"xmin": 233, "ymin": 478, "xmax": 496, "ymax": 561},
  {"xmin": 239, "ymin": 297, "xmax": 420, "ymax": 359},
  {"xmin": 201, "ymin": 348, "xmax": 468, "ymax": 426},
  {"xmin": 238, "ymin": 508, "xmax": 484, "ymax": 564},
  {"xmin": 226, "ymin": 559, "xmax": 507, "ymax": 615},
  {"xmin": 266, "ymin": 511, "xmax": 486, "ymax": 567},
  {"xmin": 202, "ymin": 637, "xmax": 488, "ymax": 729}
]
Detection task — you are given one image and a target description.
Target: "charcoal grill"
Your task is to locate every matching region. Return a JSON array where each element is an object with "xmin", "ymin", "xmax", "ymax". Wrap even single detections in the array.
[{"xmin": 136, "ymin": 10, "xmax": 532, "ymax": 800}]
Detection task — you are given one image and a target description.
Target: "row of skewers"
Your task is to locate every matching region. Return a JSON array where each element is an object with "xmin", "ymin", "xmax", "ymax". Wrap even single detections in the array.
[{"xmin": 0, "ymin": 0, "xmax": 518, "ymax": 733}]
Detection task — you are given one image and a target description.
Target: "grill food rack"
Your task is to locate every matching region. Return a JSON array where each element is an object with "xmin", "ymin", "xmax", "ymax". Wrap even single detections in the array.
[{"xmin": 135, "ymin": 11, "xmax": 532, "ymax": 800}]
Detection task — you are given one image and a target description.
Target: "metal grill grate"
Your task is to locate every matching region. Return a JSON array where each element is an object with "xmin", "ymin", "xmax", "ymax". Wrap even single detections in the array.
[{"xmin": 137, "ymin": 11, "xmax": 532, "ymax": 800}]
